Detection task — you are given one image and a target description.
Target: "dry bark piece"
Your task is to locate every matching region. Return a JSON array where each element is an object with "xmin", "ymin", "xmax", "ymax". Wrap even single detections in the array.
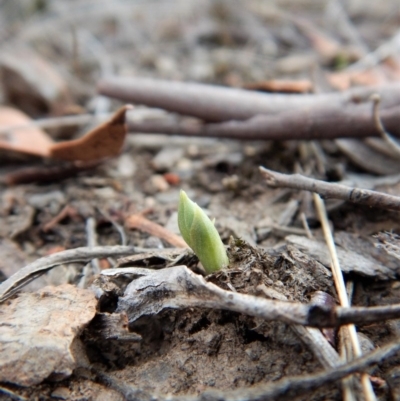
[
  {"xmin": 375, "ymin": 232, "xmax": 400, "ymax": 261},
  {"xmin": 0, "ymin": 204, "xmax": 35, "ymax": 239},
  {"xmin": 0, "ymin": 107, "xmax": 53, "ymax": 157},
  {"xmin": 0, "ymin": 239, "xmax": 33, "ymax": 279},
  {"xmin": 0, "ymin": 284, "xmax": 97, "ymax": 386},
  {"xmin": 50, "ymin": 105, "xmax": 132, "ymax": 162},
  {"xmin": 286, "ymin": 235, "xmax": 395, "ymax": 280}
]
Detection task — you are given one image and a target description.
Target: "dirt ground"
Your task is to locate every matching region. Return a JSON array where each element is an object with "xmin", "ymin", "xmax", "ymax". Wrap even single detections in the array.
[{"xmin": 1, "ymin": 1, "xmax": 400, "ymax": 400}]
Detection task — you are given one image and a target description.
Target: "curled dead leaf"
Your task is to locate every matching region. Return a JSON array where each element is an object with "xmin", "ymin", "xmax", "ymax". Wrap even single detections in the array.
[
  {"xmin": 0, "ymin": 107, "xmax": 53, "ymax": 157},
  {"xmin": 0, "ymin": 105, "xmax": 131, "ymax": 162},
  {"xmin": 50, "ymin": 105, "xmax": 132, "ymax": 161}
]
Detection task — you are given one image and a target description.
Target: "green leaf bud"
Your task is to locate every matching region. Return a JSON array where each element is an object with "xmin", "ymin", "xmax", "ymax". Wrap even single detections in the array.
[{"xmin": 178, "ymin": 190, "xmax": 229, "ymax": 274}]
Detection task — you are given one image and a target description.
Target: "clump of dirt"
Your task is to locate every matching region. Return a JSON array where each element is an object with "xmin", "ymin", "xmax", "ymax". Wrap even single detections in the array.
[
  {"xmin": 82, "ymin": 241, "xmax": 340, "ymax": 399},
  {"xmin": 214, "ymin": 238, "xmax": 335, "ymax": 302}
]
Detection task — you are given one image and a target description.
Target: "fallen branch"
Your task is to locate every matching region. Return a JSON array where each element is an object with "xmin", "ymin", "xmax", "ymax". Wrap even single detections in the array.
[
  {"xmin": 260, "ymin": 167, "xmax": 400, "ymax": 211},
  {"xmin": 126, "ymin": 104, "xmax": 400, "ymax": 140},
  {"xmin": 98, "ymin": 77, "xmax": 400, "ymax": 122},
  {"xmin": 102, "ymin": 265, "xmax": 400, "ymax": 328}
]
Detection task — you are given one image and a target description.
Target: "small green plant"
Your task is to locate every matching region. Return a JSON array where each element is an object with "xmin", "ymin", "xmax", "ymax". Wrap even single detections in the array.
[{"xmin": 178, "ymin": 190, "xmax": 229, "ymax": 274}]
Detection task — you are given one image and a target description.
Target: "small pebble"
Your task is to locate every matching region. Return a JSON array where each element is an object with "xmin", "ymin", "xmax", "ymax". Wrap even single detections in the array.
[
  {"xmin": 222, "ymin": 174, "xmax": 239, "ymax": 190},
  {"xmin": 155, "ymin": 190, "xmax": 180, "ymax": 204},
  {"xmin": 117, "ymin": 154, "xmax": 136, "ymax": 178},
  {"xmin": 27, "ymin": 191, "xmax": 65, "ymax": 213},
  {"xmin": 150, "ymin": 174, "xmax": 170, "ymax": 192},
  {"xmin": 152, "ymin": 146, "xmax": 184, "ymax": 171},
  {"xmin": 51, "ymin": 387, "xmax": 71, "ymax": 400},
  {"xmin": 163, "ymin": 172, "xmax": 180, "ymax": 185},
  {"xmin": 94, "ymin": 187, "xmax": 116, "ymax": 199},
  {"xmin": 144, "ymin": 236, "xmax": 164, "ymax": 249}
]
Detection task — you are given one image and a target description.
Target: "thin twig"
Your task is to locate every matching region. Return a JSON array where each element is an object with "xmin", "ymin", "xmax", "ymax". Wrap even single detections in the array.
[
  {"xmin": 125, "ymin": 213, "xmax": 188, "ymax": 248},
  {"xmin": 42, "ymin": 205, "xmax": 77, "ymax": 233},
  {"xmin": 270, "ymin": 224, "xmax": 308, "ymax": 236},
  {"xmin": 92, "ymin": 339, "xmax": 400, "ymax": 401},
  {"xmin": 0, "ymin": 245, "xmax": 140, "ymax": 303},
  {"xmin": 292, "ymin": 325, "xmax": 341, "ymax": 369},
  {"xmin": 300, "ymin": 212, "xmax": 314, "ymax": 239},
  {"xmin": 98, "ymin": 208, "xmax": 127, "ymax": 246},
  {"xmin": 3, "ymin": 161, "xmax": 101, "ymax": 186},
  {"xmin": 86, "ymin": 217, "xmax": 101, "ymax": 274},
  {"xmin": 260, "ymin": 166, "xmax": 400, "ymax": 211},
  {"xmin": 313, "ymin": 194, "xmax": 377, "ymax": 401},
  {"xmin": 371, "ymin": 93, "xmax": 400, "ymax": 157}
]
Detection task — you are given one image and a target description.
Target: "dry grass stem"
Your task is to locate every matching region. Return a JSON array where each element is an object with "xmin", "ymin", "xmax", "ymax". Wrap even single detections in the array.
[{"xmin": 313, "ymin": 194, "xmax": 377, "ymax": 401}]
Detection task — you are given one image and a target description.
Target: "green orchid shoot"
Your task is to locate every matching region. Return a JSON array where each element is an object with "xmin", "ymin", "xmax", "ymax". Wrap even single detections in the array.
[{"xmin": 178, "ymin": 190, "xmax": 229, "ymax": 274}]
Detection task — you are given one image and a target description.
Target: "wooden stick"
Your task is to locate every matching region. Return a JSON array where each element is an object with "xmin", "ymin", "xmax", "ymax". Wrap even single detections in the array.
[
  {"xmin": 98, "ymin": 77, "xmax": 400, "ymax": 122},
  {"xmin": 126, "ymin": 104, "xmax": 400, "ymax": 140},
  {"xmin": 260, "ymin": 167, "xmax": 400, "ymax": 211}
]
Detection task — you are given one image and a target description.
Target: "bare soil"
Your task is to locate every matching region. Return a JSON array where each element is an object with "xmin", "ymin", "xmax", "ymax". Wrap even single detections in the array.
[{"xmin": 1, "ymin": 1, "xmax": 400, "ymax": 400}]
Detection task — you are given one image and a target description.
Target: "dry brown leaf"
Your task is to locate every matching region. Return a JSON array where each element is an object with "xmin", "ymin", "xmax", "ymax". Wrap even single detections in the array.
[
  {"xmin": 0, "ymin": 284, "xmax": 97, "ymax": 386},
  {"xmin": 244, "ymin": 79, "xmax": 313, "ymax": 93},
  {"xmin": 0, "ymin": 107, "xmax": 54, "ymax": 157},
  {"xmin": 50, "ymin": 105, "xmax": 132, "ymax": 161},
  {"xmin": 327, "ymin": 70, "xmax": 384, "ymax": 91}
]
